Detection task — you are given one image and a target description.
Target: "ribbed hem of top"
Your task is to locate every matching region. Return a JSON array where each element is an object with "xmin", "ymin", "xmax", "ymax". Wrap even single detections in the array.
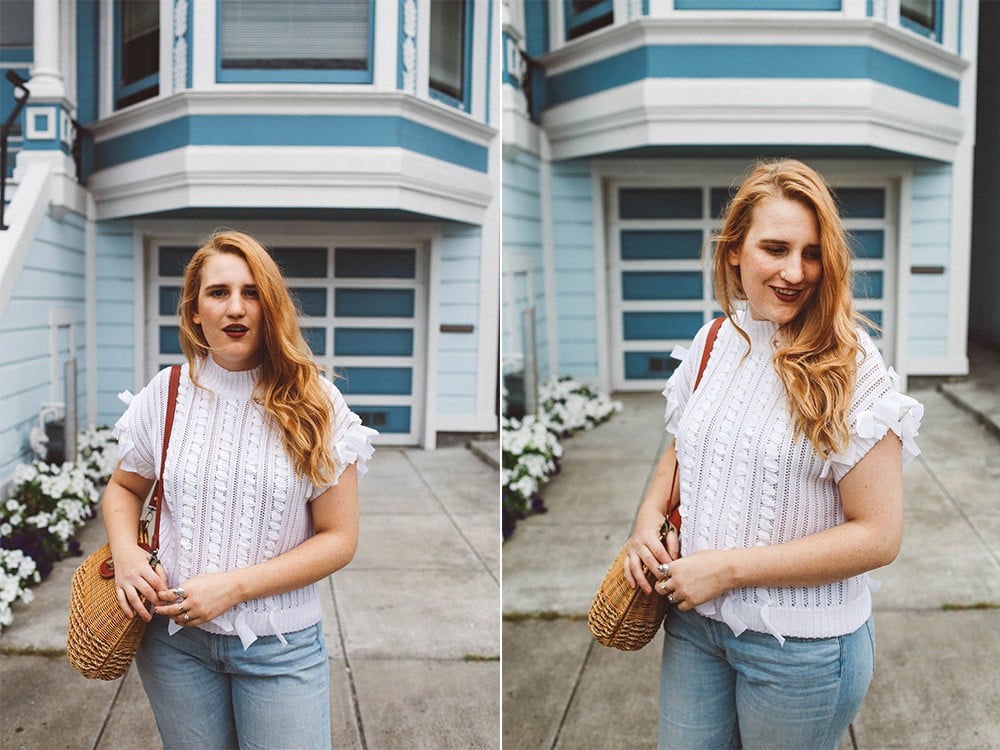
[{"xmin": 701, "ymin": 583, "xmax": 872, "ymax": 641}]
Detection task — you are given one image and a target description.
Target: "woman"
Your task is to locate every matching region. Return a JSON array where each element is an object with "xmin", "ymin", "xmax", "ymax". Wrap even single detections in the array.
[
  {"xmin": 102, "ymin": 230, "xmax": 376, "ymax": 749},
  {"xmin": 624, "ymin": 160, "xmax": 922, "ymax": 750}
]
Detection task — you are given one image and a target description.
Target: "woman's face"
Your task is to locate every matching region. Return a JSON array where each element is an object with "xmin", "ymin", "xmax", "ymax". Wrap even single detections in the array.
[
  {"xmin": 728, "ymin": 195, "xmax": 823, "ymax": 325},
  {"xmin": 192, "ymin": 252, "xmax": 265, "ymax": 371}
]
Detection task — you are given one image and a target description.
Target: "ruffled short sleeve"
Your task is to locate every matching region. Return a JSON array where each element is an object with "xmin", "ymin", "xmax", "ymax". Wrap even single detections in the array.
[
  {"xmin": 822, "ymin": 332, "xmax": 924, "ymax": 482},
  {"xmin": 662, "ymin": 319, "xmax": 718, "ymax": 434},
  {"xmin": 310, "ymin": 378, "xmax": 378, "ymax": 499},
  {"xmin": 111, "ymin": 368, "xmax": 173, "ymax": 479}
]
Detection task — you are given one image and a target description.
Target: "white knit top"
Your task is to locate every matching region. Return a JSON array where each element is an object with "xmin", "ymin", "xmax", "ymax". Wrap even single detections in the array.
[
  {"xmin": 664, "ymin": 312, "xmax": 922, "ymax": 643},
  {"xmin": 113, "ymin": 356, "xmax": 376, "ymax": 649}
]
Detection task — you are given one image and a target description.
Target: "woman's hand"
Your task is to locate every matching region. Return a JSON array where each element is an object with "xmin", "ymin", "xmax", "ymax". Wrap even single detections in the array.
[
  {"xmin": 623, "ymin": 522, "xmax": 680, "ymax": 594},
  {"xmin": 655, "ymin": 549, "xmax": 735, "ymax": 610},
  {"xmin": 113, "ymin": 546, "xmax": 168, "ymax": 622},
  {"xmin": 154, "ymin": 572, "xmax": 242, "ymax": 628}
]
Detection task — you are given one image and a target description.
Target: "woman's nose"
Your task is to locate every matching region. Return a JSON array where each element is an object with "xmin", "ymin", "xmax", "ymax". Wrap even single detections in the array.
[
  {"xmin": 780, "ymin": 255, "xmax": 804, "ymax": 284},
  {"xmin": 227, "ymin": 295, "xmax": 245, "ymax": 316}
]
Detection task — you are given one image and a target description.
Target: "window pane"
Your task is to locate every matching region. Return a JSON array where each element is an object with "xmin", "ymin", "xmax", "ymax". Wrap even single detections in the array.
[
  {"xmin": 621, "ymin": 230, "xmax": 703, "ymax": 260},
  {"xmin": 900, "ymin": 0, "xmax": 935, "ymax": 28},
  {"xmin": 335, "ymin": 248, "xmax": 415, "ymax": 278},
  {"xmin": 836, "ymin": 188, "xmax": 885, "ymax": 218},
  {"xmin": 160, "ymin": 287, "xmax": 182, "ymax": 316},
  {"xmin": 290, "ymin": 288, "xmax": 327, "ymax": 317},
  {"xmin": 221, "ymin": 0, "xmax": 369, "ymax": 70},
  {"xmin": 121, "ymin": 0, "xmax": 159, "ymax": 87},
  {"xmin": 335, "ymin": 289, "xmax": 415, "ymax": 318},
  {"xmin": 622, "ymin": 271, "xmax": 703, "ymax": 300},
  {"xmin": 159, "ymin": 247, "xmax": 195, "ymax": 277},
  {"xmin": 0, "ymin": 0, "xmax": 33, "ymax": 46},
  {"xmin": 619, "ymin": 188, "xmax": 703, "ymax": 219},
  {"xmin": 429, "ymin": 0, "xmax": 466, "ymax": 101},
  {"xmin": 335, "ymin": 328, "xmax": 414, "ymax": 356},
  {"xmin": 269, "ymin": 247, "xmax": 327, "ymax": 277}
]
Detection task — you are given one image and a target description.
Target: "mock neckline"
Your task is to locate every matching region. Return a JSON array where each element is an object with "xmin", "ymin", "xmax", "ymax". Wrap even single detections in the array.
[
  {"xmin": 195, "ymin": 356, "xmax": 261, "ymax": 400},
  {"xmin": 734, "ymin": 309, "xmax": 780, "ymax": 351}
]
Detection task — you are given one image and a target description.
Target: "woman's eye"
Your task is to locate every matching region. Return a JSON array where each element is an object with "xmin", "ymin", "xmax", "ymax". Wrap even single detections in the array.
[
  {"xmin": 244, "ymin": 289, "xmax": 259, "ymax": 299},
  {"xmin": 209, "ymin": 289, "xmax": 226, "ymax": 298}
]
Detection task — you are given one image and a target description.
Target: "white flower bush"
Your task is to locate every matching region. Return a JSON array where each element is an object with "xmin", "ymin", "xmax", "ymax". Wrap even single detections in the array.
[
  {"xmin": 503, "ymin": 376, "xmax": 622, "ymax": 539},
  {"xmin": 0, "ymin": 548, "xmax": 40, "ymax": 629},
  {"xmin": 76, "ymin": 425, "xmax": 119, "ymax": 485},
  {"xmin": 0, "ymin": 448, "xmax": 107, "ymax": 631}
]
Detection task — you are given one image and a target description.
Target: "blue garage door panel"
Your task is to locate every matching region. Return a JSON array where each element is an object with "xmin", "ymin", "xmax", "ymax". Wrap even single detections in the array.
[
  {"xmin": 335, "ymin": 288, "xmax": 415, "ymax": 317},
  {"xmin": 160, "ymin": 286, "xmax": 182, "ymax": 315},
  {"xmin": 335, "ymin": 248, "xmax": 416, "ymax": 278},
  {"xmin": 624, "ymin": 351, "xmax": 680, "ymax": 379},
  {"xmin": 853, "ymin": 270, "xmax": 884, "ymax": 299},
  {"xmin": 619, "ymin": 188, "xmax": 702, "ymax": 219},
  {"xmin": 623, "ymin": 271, "xmax": 703, "ymax": 300},
  {"xmin": 334, "ymin": 328, "xmax": 414, "ymax": 356},
  {"xmin": 837, "ymin": 188, "xmax": 885, "ymax": 218},
  {"xmin": 290, "ymin": 287, "xmax": 328, "ymax": 316},
  {"xmin": 623, "ymin": 311, "xmax": 704, "ymax": 340},
  {"xmin": 270, "ymin": 248, "xmax": 327, "ymax": 277},
  {"xmin": 850, "ymin": 230, "xmax": 884, "ymax": 259},
  {"xmin": 159, "ymin": 325, "xmax": 182, "ymax": 354},
  {"xmin": 338, "ymin": 366, "xmax": 412, "ymax": 395},
  {"xmin": 621, "ymin": 230, "xmax": 703, "ymax": 260},
  {"xmin": 302, "ymin": 327, "xmax": 327, "ymax": 355},
  {"xmin": 351, "ymin": 405, "xmax": 411, "ymax": 433}
]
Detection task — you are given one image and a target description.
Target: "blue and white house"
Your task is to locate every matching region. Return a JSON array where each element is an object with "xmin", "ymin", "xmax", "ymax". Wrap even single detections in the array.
[
  {"xmin": 0, "ymin": 0, "xmax": 500, "ymax": 485},
  {"xmin": 502, "ymin": 0, "xmax": 979, "ymax": 395}
]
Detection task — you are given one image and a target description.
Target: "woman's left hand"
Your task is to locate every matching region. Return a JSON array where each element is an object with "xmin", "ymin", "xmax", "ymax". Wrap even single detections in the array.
[
  {"xmin": 655, "ymin": 549, "xmax": 735, "ymax": 610},
  {"xmin": 153, "ymin": 572, "xmax": 241, "ymax": 627}
]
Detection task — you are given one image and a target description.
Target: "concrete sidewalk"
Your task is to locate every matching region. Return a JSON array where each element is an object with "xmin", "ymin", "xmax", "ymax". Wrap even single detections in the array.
[
  {"xmin": 0, "ymin": 445, "xmax": 501, "ymax": 750},
  {"xmin": 503, "ymin": 361, "xmax": 1000, "ymax": 749}
]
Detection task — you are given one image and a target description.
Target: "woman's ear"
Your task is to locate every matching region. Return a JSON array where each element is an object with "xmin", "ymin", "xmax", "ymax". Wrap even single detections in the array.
[{"xmin": 728, "ymin": 245, "xmax": 741, "ymax": 267}]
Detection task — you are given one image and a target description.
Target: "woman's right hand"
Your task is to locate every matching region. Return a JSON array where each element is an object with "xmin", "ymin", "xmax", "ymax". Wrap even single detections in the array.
[
  {"xmin": 623, "ymin": 521, "xmax": 680, "ymax": 594},
  {"xmin": 112, "ymin": 545, "xmax": 168, "ymax": 621}
]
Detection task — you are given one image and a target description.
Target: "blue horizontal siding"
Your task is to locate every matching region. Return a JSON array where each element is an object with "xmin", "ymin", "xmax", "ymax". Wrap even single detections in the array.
[
  {"xmin": 93, "ymin": 115, "xmax": 489, "ymax": 173},
  {"xmin": 546, "ymin": 45, "xmax": 959, "ymax": 108}
]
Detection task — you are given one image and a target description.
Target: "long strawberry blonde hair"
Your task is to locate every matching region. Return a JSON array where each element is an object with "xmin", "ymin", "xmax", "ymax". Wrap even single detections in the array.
[
  {"xmin": 713, "ymin": 159, "xmax": 866, "ymax": 458},
  {"xmin": 178, "ymin": 230, "xmax": 337, "ymax": 486}
]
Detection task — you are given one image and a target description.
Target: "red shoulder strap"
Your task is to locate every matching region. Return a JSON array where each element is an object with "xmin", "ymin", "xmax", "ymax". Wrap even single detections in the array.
[
  {"xmin": 667, "ymin": 316, "xmax": 725, "ymax": 530},
  {"xmin": 148, "ymin": 365, "xmax": 181, "ymax": 553}
]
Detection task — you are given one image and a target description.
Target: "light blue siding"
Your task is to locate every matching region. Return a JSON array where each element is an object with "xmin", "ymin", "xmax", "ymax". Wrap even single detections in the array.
[
  {"xmin": 551, "ymin": 160, "xmax": 598, "ymax": 377},
  {"xmin": 501, "ymin": 150, "xmax": 549, "ymax": 379},
  {"xmin": 0, "ymin": 211, "xmax": 88, "ymax": 482},
  {"xmin": 95, "ymin": 220, "xmax": 137, "ymax": 426},
  {"xmin": 907, "ymin": 162, "xmax": 952, "ymax": 360},
  {"xmin": 436, "ymin": 224, "xmax": 481, "ymax": 416}
]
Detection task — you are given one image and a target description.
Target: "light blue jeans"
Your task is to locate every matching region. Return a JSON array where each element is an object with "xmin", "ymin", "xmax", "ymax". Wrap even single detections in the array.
[
  {"xmin": 135, "ymin": 616, "xmax": 331, "ymax": 750},
  {"xmin": 658, "ymin": 608, "xmax": 874, "ymax": 750}
]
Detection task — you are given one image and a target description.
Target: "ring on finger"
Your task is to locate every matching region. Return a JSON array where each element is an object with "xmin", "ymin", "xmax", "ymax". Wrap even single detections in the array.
[
  {"xmin": 176, "ymin": 603, "xmax": 186, "ymax": 614},
  {"xmin": 667, "ymin": 593, "xmax": 676, "ymax": 604},
  {"xmin": 183, "ymin": 612, "xmax": 191, "ymax": 622},
  {"xmin": 172, "ymin": 587, "xmax": 186, "ymax": 600}
]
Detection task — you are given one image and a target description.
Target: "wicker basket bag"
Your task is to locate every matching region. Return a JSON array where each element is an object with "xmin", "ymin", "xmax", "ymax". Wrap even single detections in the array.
[
  {"xmin": 588, "ymin": 520, "xmax": 673, "ymax": 650},
  {"xmin": 587, "ymin": 316, "xmax": 723, "ymax": 651},
  {"xmin": 67, "ymin": 365, "xmax": 180, "ymax": 680}
]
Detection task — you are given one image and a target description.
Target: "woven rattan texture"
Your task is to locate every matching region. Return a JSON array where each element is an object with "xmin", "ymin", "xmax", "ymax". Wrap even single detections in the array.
[
  {"xmin": 66, "ymin": 542, "xmax": 148, "ymax": 680},
  {"xmin": 588, "ymin": 543, "xmax": 669, "ymax": 651}
]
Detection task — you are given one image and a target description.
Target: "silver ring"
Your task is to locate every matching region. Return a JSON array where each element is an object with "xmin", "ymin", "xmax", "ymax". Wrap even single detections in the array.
[
  {"xmin": 667, "ymin": 593, "xmax": 676, "ymax": 605},
  {"xmin": 656, "ymin": 563, "xmax": 670, "ymax": 575},
  {"xmin": 177, "ymin": 603, "xmax": 186, "ymax": 614},
  {"xmin": 172, "ymin": 587, "xmax": 186, "ymax": 600},
  {"xmin": 183, "ymin": 613, "xmax": 191, "ymax": 622}
]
